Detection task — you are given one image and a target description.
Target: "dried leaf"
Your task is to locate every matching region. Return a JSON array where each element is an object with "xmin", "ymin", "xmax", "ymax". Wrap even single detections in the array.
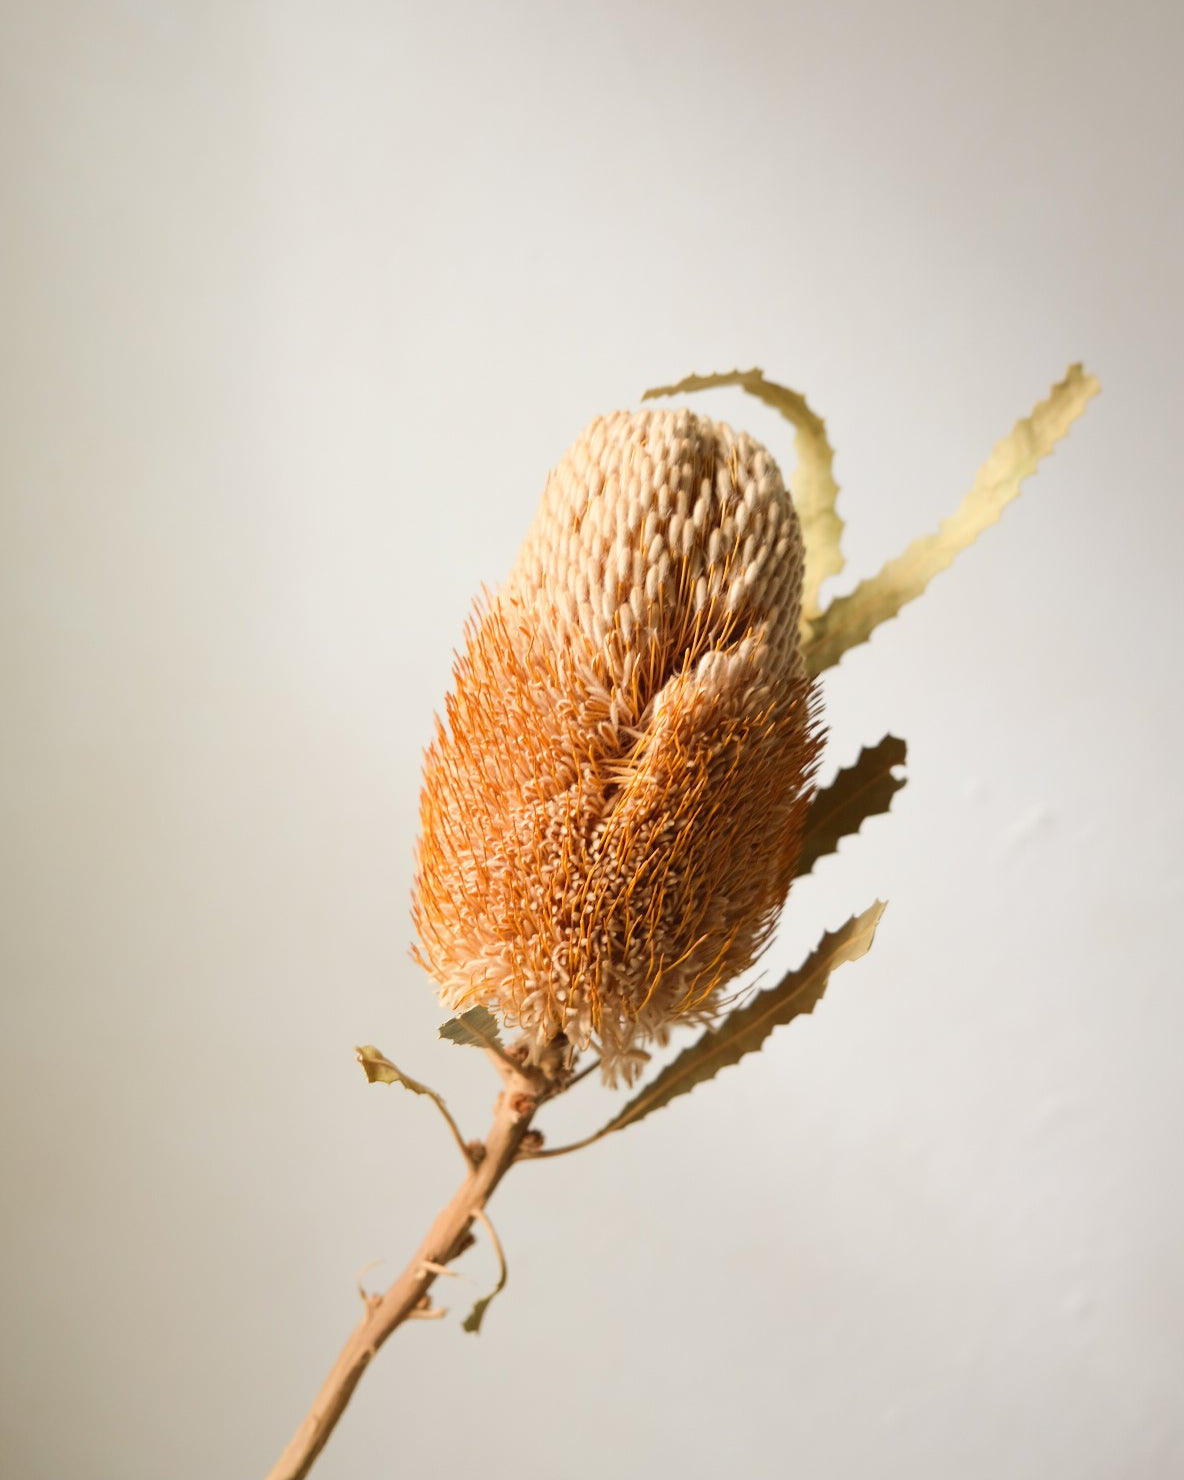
[
  {"xmin": 461, "ymin": 1294, "xmax": 496, "ymax": 1335},
  {"xmin": 796, "ymin": 736, "xmax": 907, "ymax": 881},
  {"xmin": 643, "ymin": 367, "xmax": 843, "ymax": 626},
  {"xmin": 356, "ymin": 1044, "xmax": 439, "ymax": 1098},
  {"xmin": 461, "ymin": 1211, "xmax": 507, "ymax": 1335},
  {"xmin": 438, "ymin": 1005, "xmax": 507, "ymax": 1056},
  {"xmin": 596, "ymin": 901, "xmax": 886, "ymax": 1142},
  {"xmin": 355, "ymin": 1045, "xmax": 471, "ymax": 1162},
  {"xmin": 805, "ymin": 364, "xmax": 1101, "ymax": 674}
]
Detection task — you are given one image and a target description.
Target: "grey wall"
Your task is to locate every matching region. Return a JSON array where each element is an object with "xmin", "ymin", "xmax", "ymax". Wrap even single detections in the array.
[{"xmin": 3, "ymin": 2, "xmax": 1181, "ymax": 1477}]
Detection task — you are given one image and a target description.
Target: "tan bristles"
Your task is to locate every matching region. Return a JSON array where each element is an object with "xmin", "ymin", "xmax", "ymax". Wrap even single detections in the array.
[{"xmin": 412, "ymin": 407, "xmax": 822, "ymax": 1082}]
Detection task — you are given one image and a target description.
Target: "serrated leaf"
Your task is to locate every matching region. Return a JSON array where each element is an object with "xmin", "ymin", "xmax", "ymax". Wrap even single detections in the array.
[
  {"xmin": 804, "ymin": 363, "xmax": 1100, "ymax": 675},
  {"xmin": 643, "ymin": 366, "xmax": 843, "ymax": 626},
  {"xmin": 595, "ymin": 901, "xmax": 886, "ymax": 1141},
  {"xmin": 796, "ymin": 736, "xmax": 907, "ymax": 881},
  {"xmin": 355, "ymin": 1045, "xmax": 471, "ymax": 1161},
  {"xmin": 438, "ymin": 1005, "xmax": 507, "ymax": 1056}
]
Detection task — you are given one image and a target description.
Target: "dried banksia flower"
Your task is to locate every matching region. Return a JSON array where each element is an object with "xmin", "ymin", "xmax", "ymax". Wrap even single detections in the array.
[
  {"xmin": 412, "ymin": 407, "xmax": 821, "ymax": 1081},
  {"xmin": 269, "ymin": 367, "xmax": 1099, "ymax": 1480}
]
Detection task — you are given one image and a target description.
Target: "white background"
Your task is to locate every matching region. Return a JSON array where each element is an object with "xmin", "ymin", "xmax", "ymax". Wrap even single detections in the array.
[{"xmin": 3, "ymin": 3, "xmax": 1181, "ymax": 1477}]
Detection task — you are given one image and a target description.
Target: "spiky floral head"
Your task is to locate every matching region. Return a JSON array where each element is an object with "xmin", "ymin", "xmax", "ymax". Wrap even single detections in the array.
[{"xmin": 412, "ymin": 407, "xmax": 821, "ymax": 1080}]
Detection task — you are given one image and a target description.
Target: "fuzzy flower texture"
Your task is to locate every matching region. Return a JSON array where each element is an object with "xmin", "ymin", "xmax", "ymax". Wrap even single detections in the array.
[{"xmin": 412, "ymin": 409, "xmax": 821, "ymax": 1082}]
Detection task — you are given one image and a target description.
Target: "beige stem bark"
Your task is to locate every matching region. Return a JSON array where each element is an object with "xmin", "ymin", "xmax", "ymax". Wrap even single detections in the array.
[{"xmin": 265, "ymin": 1062, "xmax": 543, "ymax": 1480}]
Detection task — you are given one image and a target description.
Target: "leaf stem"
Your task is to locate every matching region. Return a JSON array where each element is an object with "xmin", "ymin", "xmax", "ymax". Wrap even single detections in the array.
[
  {"xmin": 428, "ymin": 1098, "xmax": 475, "ymax": 1167},
  {"xmin": 564, "ymin": 1057, "xmax": 601, "ymax": 1089},
  {"xmin": 523, "ymin": 1128, "xmax": 606, "ymax": 1159}
]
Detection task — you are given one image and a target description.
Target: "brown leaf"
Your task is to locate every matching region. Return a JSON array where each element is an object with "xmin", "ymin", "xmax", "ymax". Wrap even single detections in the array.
[
  {"xmin": 796, "ymin": 736, "xmax": 907, "ymax": 881},
  {"xmin": 642, "ymin": 367, "xmax": 844, "ymax": 626},
  {"xmin": 804, "ymin": 363, "xmax": 1101, "ymax": 674}
]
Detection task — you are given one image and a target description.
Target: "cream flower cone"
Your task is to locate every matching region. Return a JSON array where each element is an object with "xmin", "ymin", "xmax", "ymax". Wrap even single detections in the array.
[{"xmin": 413, "ymin": 407, "xmax": 821, "ymax": 1080}]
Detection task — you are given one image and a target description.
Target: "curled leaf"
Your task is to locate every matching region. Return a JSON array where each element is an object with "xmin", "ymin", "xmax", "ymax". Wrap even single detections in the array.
[
  {"xmin": 461, "ymin": 1210, "xmax": 507, "ymax": 1335},
  {"xmin": 643, "ymin": 366, "xmax": 843, "ymax": 626},
  {"xmin": 805, "ymin": 363, "xmax": 1101, "ymax": 674},
  {"xmin": 796, "ymin": 735, "xmax": 907, "ymax": 880},
  {"xmin": 355, "ymin": 1045, "xmax": 472, "ymax": 1163},
  {"xmin": 356, "ymin": 1045, "xmax": 437, "ymax": 1097}
]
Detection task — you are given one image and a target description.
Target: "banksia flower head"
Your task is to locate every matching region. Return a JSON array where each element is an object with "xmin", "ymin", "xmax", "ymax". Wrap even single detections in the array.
[{"xmin": 412, "ymin": 407, "xmax": 821, "ymax": 1082}]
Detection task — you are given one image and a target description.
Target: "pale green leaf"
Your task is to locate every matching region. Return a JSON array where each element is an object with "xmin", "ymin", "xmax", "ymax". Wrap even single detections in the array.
[
  {"xmin": 643, "ymin": 366, "xmax": 844, "ymax": 626},
  {"xmin": 805, "ymin": 364, "xmax": 1101, "ymax": 675},
  {"xmin": 796, "ymin": 736, "xmax": 907, "ymax": 881},
  {"xmin": 438, "ymin": 1005, "xmax": 507, "ymax": 1056}
]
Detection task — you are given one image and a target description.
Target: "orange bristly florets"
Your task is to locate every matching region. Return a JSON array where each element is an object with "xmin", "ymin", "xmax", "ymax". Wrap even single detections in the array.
[{"xmin": 412, "ymin": 408, "xmax": 821, "ymax": 1081}]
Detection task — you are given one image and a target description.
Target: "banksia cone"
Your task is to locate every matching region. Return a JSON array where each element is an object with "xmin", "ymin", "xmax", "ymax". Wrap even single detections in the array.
[{"xmin": 412, "ymin": 407, "xmax": 821, "ymax": 1081}]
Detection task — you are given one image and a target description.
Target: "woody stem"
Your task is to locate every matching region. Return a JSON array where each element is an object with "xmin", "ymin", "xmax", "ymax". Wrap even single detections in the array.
[{"xmin": 264, "ymin": 1063, "xmax": 543, "ymax": 1480}]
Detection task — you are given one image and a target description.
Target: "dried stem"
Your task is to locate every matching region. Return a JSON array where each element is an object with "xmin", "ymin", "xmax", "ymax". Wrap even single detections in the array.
[
  {"xmin": 264, "ymin": 1061, "xmax": 545, "ymax": 1480},
  {"xmin": 420, "ymin": 1093, "xmax": 475, "ymax": 1168},
  {"xmin": 564, "ymin": 1056, "xmax": 601, "ymax": 1089},
  {"xmin": 525, "ymin": 1128, "xmax": 604, "ymax": 1159}
]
